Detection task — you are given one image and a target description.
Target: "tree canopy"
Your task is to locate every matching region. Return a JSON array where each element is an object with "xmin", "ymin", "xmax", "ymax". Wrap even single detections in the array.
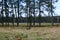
[{"xmin": 0, "ymin": 0, "xmax": 58, "ymax": 27}]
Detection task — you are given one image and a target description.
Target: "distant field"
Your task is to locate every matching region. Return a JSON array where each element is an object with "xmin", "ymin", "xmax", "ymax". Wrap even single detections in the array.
[
  {"xmin": 0, "ymin": 23, "xmax": 60, "ymax": 27},
  {"xmin": 0, "ymin": 27, "xmax": 60, "ymax": 40}
]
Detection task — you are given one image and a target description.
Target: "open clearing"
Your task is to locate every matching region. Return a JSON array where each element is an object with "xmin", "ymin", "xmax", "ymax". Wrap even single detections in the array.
[{"xmin": 0, "ymin": 26, "xmax": 60, "ymax": 40}]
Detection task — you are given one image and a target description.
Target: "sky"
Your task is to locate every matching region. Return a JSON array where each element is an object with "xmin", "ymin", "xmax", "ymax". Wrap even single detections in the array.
[
  {"xmin": 41, "ymin": 0, "xmax": 60, "ymax": 16},
  {"xmin": 54, "ymin": 0, "xmax": 60, "ymax": 16}
]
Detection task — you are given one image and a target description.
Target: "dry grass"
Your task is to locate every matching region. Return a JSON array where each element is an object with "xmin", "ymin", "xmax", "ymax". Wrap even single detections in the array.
[{"xmin": 0, "ymin": 26, "xmax": 60, "ymax": 40}]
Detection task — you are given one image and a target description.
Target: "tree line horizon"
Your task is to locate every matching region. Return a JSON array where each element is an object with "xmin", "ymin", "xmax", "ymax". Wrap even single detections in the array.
[{"xmin": 0, "ymin": 0, "xmax": 58, "ymax": 29}]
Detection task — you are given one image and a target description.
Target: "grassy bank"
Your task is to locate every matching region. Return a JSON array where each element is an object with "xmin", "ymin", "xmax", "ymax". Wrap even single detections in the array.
[{"xmin": 0, "ymin": 27, "xmax": 60, "ymax": 40}]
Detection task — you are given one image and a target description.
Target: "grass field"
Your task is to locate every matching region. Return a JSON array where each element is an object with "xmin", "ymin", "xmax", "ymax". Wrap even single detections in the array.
[
  {"xmin": 0, "ymin": 23, "xmax": 60, "ymax": 27},
  {"xmin": 0, "ymin": 26, "xmax": 60, "ymax": 40}
]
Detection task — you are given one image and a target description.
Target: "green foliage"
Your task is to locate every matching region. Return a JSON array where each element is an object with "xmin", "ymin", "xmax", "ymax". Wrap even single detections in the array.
[
  {"xmin": 36, "ymin": 38, "xmax": 44, "ymax": 40},
  {"xmin": 0, "ymin": 33, "xmax": 28, "ymax": 40},
  {"xmin": 15, "ymin": 33, "xmax": 28, "ymax": 38}
]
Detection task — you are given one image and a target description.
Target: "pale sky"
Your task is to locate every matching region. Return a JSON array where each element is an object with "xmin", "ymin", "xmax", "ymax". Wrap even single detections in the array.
[
  {"xmin": 54, "ymin": 0, "xmax": 60, "ymax": 16},
  {"xmin": 41, "ymin": 0, "xmax": 60, "ymax": 16}
]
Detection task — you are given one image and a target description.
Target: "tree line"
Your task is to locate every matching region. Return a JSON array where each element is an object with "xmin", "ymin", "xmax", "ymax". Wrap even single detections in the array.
[{"xmin": 0, "ymin": 0, "xmax": 58, "ymax": 29}]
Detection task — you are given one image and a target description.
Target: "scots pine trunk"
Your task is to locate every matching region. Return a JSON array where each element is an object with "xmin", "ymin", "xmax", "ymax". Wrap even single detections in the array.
[
  {"xmin": 1, "ymin": 0, "xmax": 4, "ymax": 26},
  {"xmin": 51, "ymin": 0, "xmax": 54, "ymax": 26},
  {"xmin": 12, "ymin": 2, "xmax": 14, "ymax": 26},
  {"xmin": 26, "ymin": 0, "xmax": 31, "ymax": 29},
  {"xmin": 33, "ymin": 0, "xmax": 35, "ymax": 26},
  {"xmin": 28, "ymin": 1, "xmax": 31, "ymax": 29},
  {"xmin": 4, "ymin": 0, "xmax": 8, "ymax": 26},
  {"xmin": 17, "ymin": 0, "xmax": 19, "ymax": 26},
  {"xmin": 39, "ymin": 0, "xmax": 41, "ymax": 27}
]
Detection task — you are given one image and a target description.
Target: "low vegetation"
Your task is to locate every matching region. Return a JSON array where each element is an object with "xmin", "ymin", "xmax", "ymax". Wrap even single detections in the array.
[{"xmin": 0, "ymin": 27, "xmax": 60, "ymax": 40}]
